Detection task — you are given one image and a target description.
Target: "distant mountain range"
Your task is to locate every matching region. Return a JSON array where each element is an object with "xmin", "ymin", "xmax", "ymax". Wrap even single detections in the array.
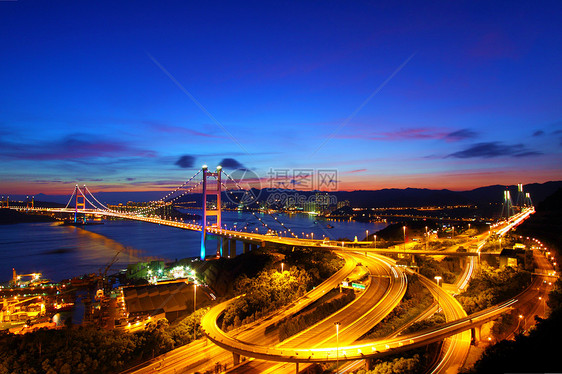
[{"xmin": 8, "ymin": 181, "xmax": 562, "ymax": 208}]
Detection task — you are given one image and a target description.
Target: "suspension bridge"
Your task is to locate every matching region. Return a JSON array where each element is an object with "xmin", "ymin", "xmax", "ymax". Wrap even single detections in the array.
[{"xmin": 4, "ymin": 166, "xmax": 535, "ymax": 261}]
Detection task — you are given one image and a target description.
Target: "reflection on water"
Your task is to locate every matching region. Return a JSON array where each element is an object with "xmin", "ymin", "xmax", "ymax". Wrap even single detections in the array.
[
  {"xmin": 0, "ymin": 212, "xmax": 387, "ymax": 283},
  {"xmin": 60, "ymin": 225, "xmax": 160, "ymax": 264}
]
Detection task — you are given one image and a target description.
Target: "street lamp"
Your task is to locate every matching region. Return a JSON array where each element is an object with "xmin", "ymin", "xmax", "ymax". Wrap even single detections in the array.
[
  {"xmin": 539, "ymin": 296, "xmax": 546, "ymax": 317},
  {"xmin": 403, "ymin": 226, "xmax": 407, "ymax": 254},
  {"xmin": 434, "ymin": 276, "xmax": 442, "ymax": 312},
  {"xmin": 425, "ymin": 226, "xmax": 429, "ymax": 251},
  {"xmin": 365, "ymin": 230, "xmax": 369, "ymax": 242},
  {"xmin": 334, "ymin": 322, "xmax": 341, "ymax": 374},
  {"xmin": 193, "ymin": 281, "xmax": 198, "ymax": 313},
  {"xmin": 281, "ymin": 262, "xmax": 284, "ymax": 273},
  {"xmin": 374, "ymin": 235, "xmax": 377, "ymax": 250},
  {"xmin": 517, "ymin": 314, "xmax": 524, "ymax": 333}
]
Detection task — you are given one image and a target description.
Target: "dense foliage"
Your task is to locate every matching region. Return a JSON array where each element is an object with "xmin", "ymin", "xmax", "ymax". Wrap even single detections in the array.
[
  {"xmin": 0, "ymin": 308, "xmax": 207, "ymax": 374},
  {"xmin": 219, "ymin": 248, "xmax": 344, "ymax": 331},
  {"xmin": 351, "ymin": 354, "xmax": 421, "ymax": 374},
  {"xmin": 221, "ymin": 267, "xmax": 312, "ymax": 330},
  {"xmin": 466, "ymin": 310, "xmax": 562, "ymax": 373},
  {"xmin": 278, "ymin": 289, "xmax": 355, "ymax": 341},
  {"xmin": 279, "ymin": 247, "xmax": 344, "ymax": 285},
  {"xmin": 416, "ymin": 256, "xmax": 459, "ymax": 284},
  {"xmin": 456, "ymin": 265, "xmax": 531, "ymax": 314}
]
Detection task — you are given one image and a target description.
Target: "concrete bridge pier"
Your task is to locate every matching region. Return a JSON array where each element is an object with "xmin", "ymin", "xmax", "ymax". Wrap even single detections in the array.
[
  {"xmin": 243, "ymin": 242, "xmax": 250, "ymax": 254},
  {"xmin": 472, "ymin": 325, "xmax": 482, "ymax": 346},
  {"xmin": 229, "ymin": 239, "xmax": 236, "ymax": 258},
  {"xmin": 233, "ymin": 353, "xmax": 240, "ymax": 366},
  {"xmin": 216, "ymin": 238, "xmax": 222, "ymax": 257},
  {"xmin": 251, "ymin": 243, "xmax": 259, "ymax": 251},
  {"xmin": 220, "ymin": 237, "xmax": 229, "ymax": 257},
  {"xmin": 295, "ymin": 363, "xmax": 299, "ymax": 373},
  {"xmin": 366, "ymin": 358, "xmax": 375, "ymax": 370}
]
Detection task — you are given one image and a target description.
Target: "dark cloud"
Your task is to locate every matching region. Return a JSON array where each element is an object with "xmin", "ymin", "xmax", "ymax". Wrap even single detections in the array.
[
  {"xmin": 219, "ymin": 158, "xmax": 247, "ymax": 170},
  {"xmin": 444, "ymin": 129, "xmax": 478, "ymax": 142},
  {"xmin": 0, "ymin": 134, "xmax": 156, "ymax": 160},
  {"xmin": 448, "ymin": 142, "xmax": 542, "ymax": 159},
  {"xmin": 175, "ymin": 155, "xmax": 195, "ymax": 168},
  {"xmin": 533, "ymin": 130, "xmax": 545, "ymax": 137},
  {"xmin": 126, "ymin": 177, "xmax": 136, "ymax": 181},
  {"xmin": 514, "ymin": 151, "xmax": 543, "ymax": 157}
]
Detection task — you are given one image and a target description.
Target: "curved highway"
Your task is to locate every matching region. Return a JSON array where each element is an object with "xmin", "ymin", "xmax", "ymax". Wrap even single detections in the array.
[
  {"xmin": 125, "ymin": 250, "xmax": 359, "ymax": 374},
  {"xmin": 201, "ymin": 252, "xmax": 407, "ymax": 363}
]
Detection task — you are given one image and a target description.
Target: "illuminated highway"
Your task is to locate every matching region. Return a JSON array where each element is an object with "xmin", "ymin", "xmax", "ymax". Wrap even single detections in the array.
[
  {"xmin": 221, "ymin": 252, "xmax": 407, "ymax": 373},
  {"xmin": 12, "ymin": 204, "xmax": 542, "ymax": 373},
  {"xmin": 124, "ymin": 251, "xmax": 359, "ymax": 374},
  {"xmin": 200, "ymin": 252, "xmax": 406, "ymax": 361}
]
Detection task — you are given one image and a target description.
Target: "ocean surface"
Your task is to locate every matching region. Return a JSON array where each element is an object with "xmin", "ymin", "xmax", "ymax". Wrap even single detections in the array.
[{"xmin": 0, "ymin": 211, "xmax": 387, "ymax": 283}]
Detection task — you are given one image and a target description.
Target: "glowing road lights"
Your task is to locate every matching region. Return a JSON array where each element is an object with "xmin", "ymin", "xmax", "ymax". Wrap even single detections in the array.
[
  {"xmin": 434, "ymin": 276, "xmax": 442, "ymax": 312},
  {"xmin": 193, "ymin": 281, "xmax": 198, "ymax": 315},
  {"xmin": 403, "ymin": 226, "xmax": 406, "ymax": 254},
  {"xmin": 334, "ymin": 321, "xmax": 341, "ymax": 374}
]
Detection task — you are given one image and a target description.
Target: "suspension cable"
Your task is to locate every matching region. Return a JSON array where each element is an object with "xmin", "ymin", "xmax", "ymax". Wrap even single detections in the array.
[
  {"xmin": 136, "ymin": 179, "xmax": 204, "ymax": 216},
  {"xmin": 64, "ymin": 186, "xmax": 77, "ymax": 209},
  {"xmin": 77, "ymin": 186, "xmax": 101, "ymax": 210},
  {"xmin": 221, "ymin": 170, "xmax": 298, "ymax": 238},
  {"xmin": 83, "ymin": 185, "xmax": 110, "ymax": 211},
  {"xmin": 131, "ymin": 170, "xmax": 203, "ymax": 214}
]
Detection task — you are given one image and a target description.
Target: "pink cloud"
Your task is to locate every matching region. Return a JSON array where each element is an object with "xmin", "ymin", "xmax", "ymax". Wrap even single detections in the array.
[{"xmin": 338, "ymin": 127, "xmax": 446, "ymax": 141}]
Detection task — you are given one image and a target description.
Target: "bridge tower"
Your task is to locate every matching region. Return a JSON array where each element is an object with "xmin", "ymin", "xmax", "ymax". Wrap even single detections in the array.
[
  {"xmin": 25, "ymin": 196, "xmax": 34, "ymax": 209},
  {"xmin": 524, "ymin": 192, "xmax": 533, "ymax": 207},
  {"xmin": 515, "ymin": 183, "xmax": 525, "ymax": 208},
  {"xmin": 200, "ymin": 165, "xmax": 222, "ymax": 260},
  {"xmin": 74, "ymin": 185, "xmax": 86, "ymax": 223},
  {"xmin": 500, "ymin": 189, "xmax": 514, "ymax": 219}
]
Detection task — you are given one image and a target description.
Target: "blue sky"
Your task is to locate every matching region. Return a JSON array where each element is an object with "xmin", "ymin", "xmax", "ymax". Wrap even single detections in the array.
[{"xmin": 1, "ymin": 1, "xmax": 561, "ymax": 195}]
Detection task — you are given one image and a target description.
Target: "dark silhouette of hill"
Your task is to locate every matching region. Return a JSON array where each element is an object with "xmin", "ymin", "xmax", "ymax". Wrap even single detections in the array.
[
  {"xmin": 514, "ymin": 187, "xmax": 562, "ymax": 256},
  {"xmin": 17, "ymin": 181, "xmax": 562, "ymax": 208},
  {"xmin": 0, "ymin": 208, "xmax": 57, "ymax": 225}
]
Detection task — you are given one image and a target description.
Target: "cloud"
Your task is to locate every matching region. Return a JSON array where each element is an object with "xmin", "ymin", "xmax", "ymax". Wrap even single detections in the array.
[
  {"xmin": 447, "ymin": 142, "xmax": 542, "ymax": 159},
  {"xmin": 0, "ymin": 134, "xmax": 156, "ymax": 160},
  {"xmin": 533, "ymin": 130, "xmax": 545, "ymax": 137},
  {"xmin": 145, "ymin": 121, "xmax": 221, "ymax": 138},
  {"xmin": 444, "ymin": 129, "xmax": 478, "ymax": 142},
  {"xmin": 347, "ymin": 169, "xmax": 367, "ymax": 174},
  {"xmin": 126, "ymin": 177, "xmax": 136, "ymax": 181},
  {"xmin": 341, "ymin": 127, "xmax": 476, "ymax": 142},
  {"xmin": 219, "ymin": 158, "xmax": 247, "ymax": 170},
  {"xmin": 369, "ymin": 128, "xmax": 444, "ymax": 141},
  {"xmin": 175, "ymin": 155, "xmax": 196, "ymax": 169}
]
